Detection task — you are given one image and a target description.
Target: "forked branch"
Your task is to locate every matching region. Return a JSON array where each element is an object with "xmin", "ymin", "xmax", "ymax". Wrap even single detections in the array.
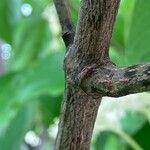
[{"xmin": 53, "ymin": 0, "xmax": 150, "ymax": 149}]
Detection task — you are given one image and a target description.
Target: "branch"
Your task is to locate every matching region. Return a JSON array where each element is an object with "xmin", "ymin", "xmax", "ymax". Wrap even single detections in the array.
[
  {"xmin": 54, "ymin": 0, "xmax": 126, "ymax": 149},
  {"xmin": 53, "ymin": 0, "xmax": 75, "ymax": 47},
  {"xmin": 81, "ymin": 63, "xmax": 150, "ymax": 97},
  {"xmin": 73, "ymin": 0, "xmax": 120, "ymax": 65}
]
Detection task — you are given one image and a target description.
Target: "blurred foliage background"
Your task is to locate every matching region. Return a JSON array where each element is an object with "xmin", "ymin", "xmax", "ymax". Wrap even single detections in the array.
[{"xmin": 0, "ymin": 0, "xmax": 150, "ymax": 149}]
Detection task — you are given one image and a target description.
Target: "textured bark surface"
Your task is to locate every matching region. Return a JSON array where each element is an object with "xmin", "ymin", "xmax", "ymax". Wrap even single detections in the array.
[
  {"xmin": 74, "ymin": 0, "xmax": 120, "ymax": 65},
  {"xmin": 82, "ymin": 63, "xmax": 150, "ymax": 97},
  {"xmin": 55, "ymin": 85, "xmax": 101, "ymax": 150},
  {"xmin": 54, "ymin": 1, "xmax": 120, "ymax": 149},
  {"xmin": 53, "ymin": 0, "xmax": 150, "ymax": 149}
]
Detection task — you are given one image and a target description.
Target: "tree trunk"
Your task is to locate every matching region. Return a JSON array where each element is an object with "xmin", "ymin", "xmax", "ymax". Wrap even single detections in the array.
[
  {"xmin": 55, "ymin": 84, "xmax": 101, "ymax": 150},
  {"xmin": 53, "ymin": 0, "xmax": 150, "ymax": 149}
]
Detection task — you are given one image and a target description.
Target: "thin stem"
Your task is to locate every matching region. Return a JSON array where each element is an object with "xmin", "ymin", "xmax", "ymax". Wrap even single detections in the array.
[{"xmin": 53, "ymin": 0, "xmax": 75, "ymax": 47}]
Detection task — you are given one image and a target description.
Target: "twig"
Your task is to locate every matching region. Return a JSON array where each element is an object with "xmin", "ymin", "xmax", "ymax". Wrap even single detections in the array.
[{"xmin": 53, "ymin": 0, "xmax": 75, "ymax": 47}]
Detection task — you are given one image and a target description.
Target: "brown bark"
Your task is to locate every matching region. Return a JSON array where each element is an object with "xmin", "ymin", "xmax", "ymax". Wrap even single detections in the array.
[
  {"xmin": 54, "ymin": 0, "xmax": 120, "ymax": 149},
  {"xmin": 82, "ymin": 63, "xmax": 150, "ymax": 97},
  {"xmin": 55, "ymin": 85, "xmax": 101, "ymax": 150},
  {"xmin": 74, "ymin": 0, "xmax": 120, "ymax": 65},
  {"xmin": 53, "ymin": 0, "xmax": 150, "ymax": 149}
]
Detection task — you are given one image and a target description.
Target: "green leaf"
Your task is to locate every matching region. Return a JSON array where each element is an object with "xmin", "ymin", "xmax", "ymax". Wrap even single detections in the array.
[
  {"xmin": 126, "ymin": 0, "xmax": 150, "ymax": 64},
  {"xmin": 0, "ymin": 101, "xmax": 37, "ymax": 150},
  {"xmin": 112, "ymin": 0, "xmax": 135, "ymax": 49},
  {"xmin": 11, "ymin": 17, "xmax": 52, "ymax": 70},
  {"xmin": 120, "ymin": 111, "xmax": 146, "ymax": 135},
  {"xmin": 0, "ymin": 0, "xmax": 21, "ymax": 43},
  {"xmin": 69, "ymin": 0, "xmax": 80, "ymax": 25},
  {"xmin": 112, "ymin": 10, "xmax": 125, "ymax": 51},
  {"xmin": 92, "ymin": 131, "xmax": 125, "ymax": 150},
  {"xmin": 0, "ymin": 51, "xmax": 64, "ymax": 100},
  {"xmin": 109, "ymin": 47, "xmax": 127, "ymax": 66},
  {"xmin": 0, "ymin": 51, "xmax": 64, "ymax": 133},
  {"xmin": 39, "ymin": 95, "xmax": 62, "ymax": 127},
  {"xmin": 132, "ymin": 122, "xmax": 150, "ymax": 150}
]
